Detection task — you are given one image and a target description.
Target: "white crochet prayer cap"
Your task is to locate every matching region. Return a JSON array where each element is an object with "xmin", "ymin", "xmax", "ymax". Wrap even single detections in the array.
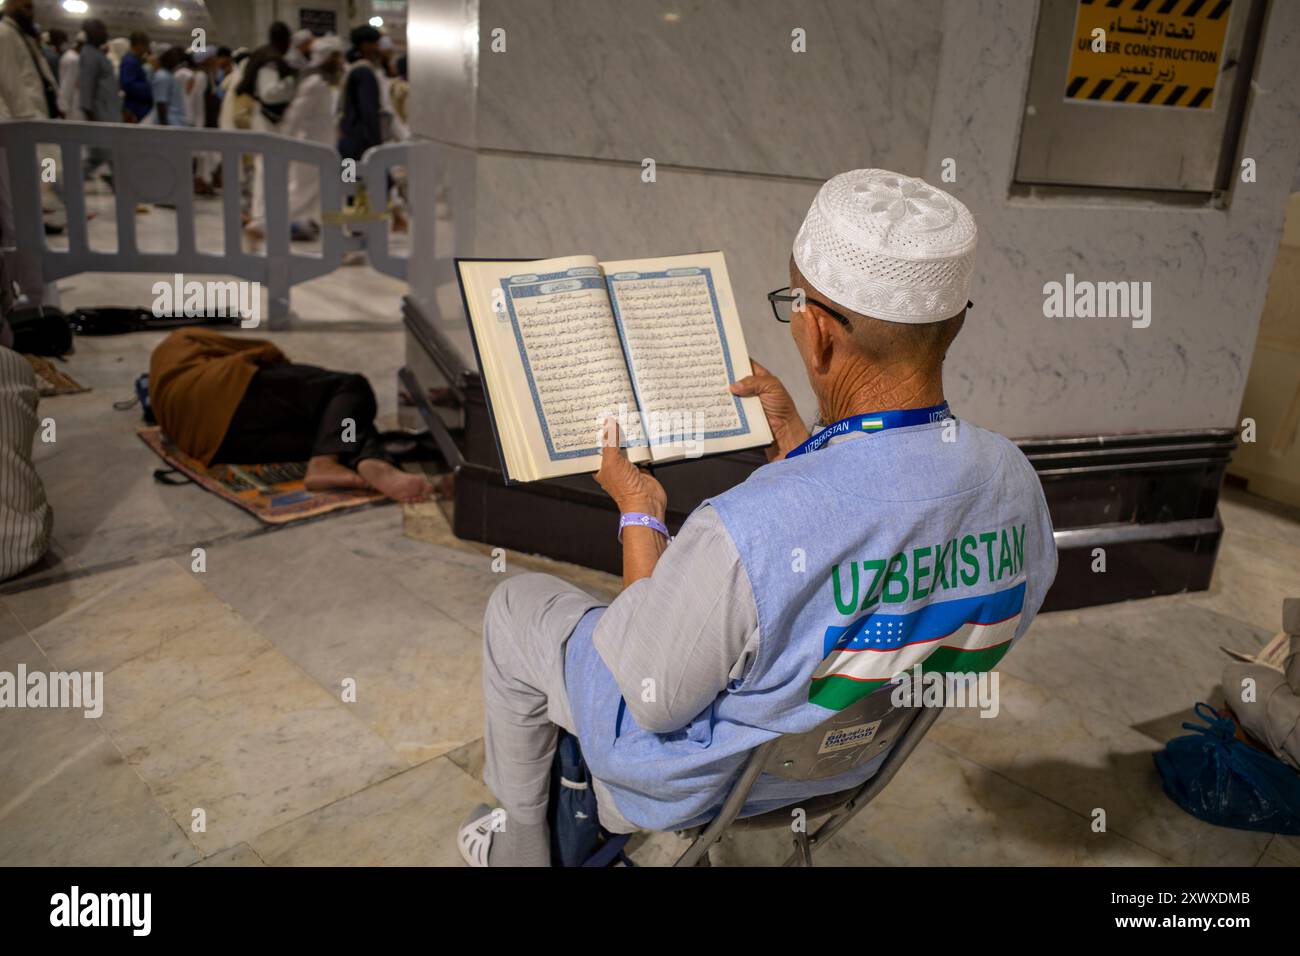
[
  {"xmin": 793, "ymin": 169, "xmax": 977, "ymax": 324},
  {"xmin": 311, "ymin": 35, "xmax": 344, "ymax": 62}
]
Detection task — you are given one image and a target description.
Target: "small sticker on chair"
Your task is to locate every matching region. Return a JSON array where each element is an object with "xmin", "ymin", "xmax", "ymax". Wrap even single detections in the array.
[{"xmin": 819, "ymin": 720, "xmax": 882, "ymax": 754}]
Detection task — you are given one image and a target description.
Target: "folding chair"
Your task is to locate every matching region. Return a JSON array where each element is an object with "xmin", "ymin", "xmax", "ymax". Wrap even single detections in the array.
[{"xmin": 673, "ymin": 691, "xmax": 942, "ymax": 867}]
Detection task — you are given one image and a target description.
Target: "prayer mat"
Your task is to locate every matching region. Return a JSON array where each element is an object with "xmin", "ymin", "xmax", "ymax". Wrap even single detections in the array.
[
  {"xmin": 137, "ymin": 426, "xmax": 388, "ymax": 524},
  {"xmin": 23, "ymin": 354, "xmax": 90, "ymax": 396}
]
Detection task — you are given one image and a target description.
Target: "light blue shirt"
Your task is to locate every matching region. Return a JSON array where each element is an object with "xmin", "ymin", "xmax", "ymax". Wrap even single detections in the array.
[
  {"xmin": 147, "ymin": 68, "xmax": 188, "ymax": 126},
  {"xmin": 566, "ymin": 416, "xmax": 1058, "ymax": 831}
]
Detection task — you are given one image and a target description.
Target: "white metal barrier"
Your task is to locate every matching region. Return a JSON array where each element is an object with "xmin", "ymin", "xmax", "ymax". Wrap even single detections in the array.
[{"xmin": 0, "ymin": 119, "xmax": 422, "ymax": 328}]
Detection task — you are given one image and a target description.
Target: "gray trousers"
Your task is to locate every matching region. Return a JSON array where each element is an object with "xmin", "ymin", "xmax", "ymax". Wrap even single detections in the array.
[{"xmin": 481, "ymin": 573, "xmax": 637, "ymax": 833}]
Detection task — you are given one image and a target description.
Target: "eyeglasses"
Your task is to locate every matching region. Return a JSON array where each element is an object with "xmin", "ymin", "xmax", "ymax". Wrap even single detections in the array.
[
  {"xmin": 768, "ymin": 287, "xmax": 853, "ymax": 328},
  {"xmin": 768, "ymin": 287, "xmax": 974, "ymax": 327}
]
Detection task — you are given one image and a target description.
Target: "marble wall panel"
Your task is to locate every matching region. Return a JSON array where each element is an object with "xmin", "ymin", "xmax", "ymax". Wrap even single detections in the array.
[{"xmin": 473, "ymin": 0, "xmax": 942, "ymax": 180}]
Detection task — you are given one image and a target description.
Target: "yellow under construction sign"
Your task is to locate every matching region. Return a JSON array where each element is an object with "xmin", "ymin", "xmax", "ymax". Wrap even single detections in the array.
[{"xmin": 1065, "ymin": 0, "xmax": 1233, "ymax": 110}]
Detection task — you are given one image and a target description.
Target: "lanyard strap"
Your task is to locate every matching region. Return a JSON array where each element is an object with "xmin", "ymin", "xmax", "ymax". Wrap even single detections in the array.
[{"xmin": 784, "ymin": 403, "xmax": 952, "ymax": 459}]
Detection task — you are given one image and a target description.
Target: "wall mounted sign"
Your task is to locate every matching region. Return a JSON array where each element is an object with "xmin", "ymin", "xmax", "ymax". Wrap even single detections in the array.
[
  {"xmin": 1065, "ymin": 0, "xmax": 1233, "ymax": 109},
  {"xmin": 299, "ymin": 8, "xmax": 338, "ymax": 37}
]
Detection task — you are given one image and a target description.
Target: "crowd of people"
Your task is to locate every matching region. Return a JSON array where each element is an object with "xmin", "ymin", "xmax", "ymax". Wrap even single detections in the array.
[
  {"xmin": 0, "ymin": 0, "xmax": 421, "ymax": 581},
  {"xmin": 0, "ymin": 0, "xmax": 413, "ymax": 313}
]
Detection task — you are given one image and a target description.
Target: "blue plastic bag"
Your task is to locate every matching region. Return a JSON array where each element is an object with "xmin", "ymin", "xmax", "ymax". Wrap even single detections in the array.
[
  {"xmin": 1153, "ymin": 702, "xmax": 1300, "ymax": 835},
  {"xmin": 135, "ymin": 373, "xmax": 154, "ymax": 424}
]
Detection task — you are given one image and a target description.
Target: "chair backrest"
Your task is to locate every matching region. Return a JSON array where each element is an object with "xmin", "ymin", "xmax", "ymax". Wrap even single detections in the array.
[
  {"xmin": 673, "ymin": 688, "xmax": 940, "ymax": 865},
  {"xmin": 759, "ymin": 685, "xmax": 919, "ymax": 782}
]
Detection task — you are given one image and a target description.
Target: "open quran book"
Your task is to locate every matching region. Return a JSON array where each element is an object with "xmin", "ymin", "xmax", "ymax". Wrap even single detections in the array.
[{"xmin": 456, "ymin": 252, "xmax": 772, "ymax": 483}]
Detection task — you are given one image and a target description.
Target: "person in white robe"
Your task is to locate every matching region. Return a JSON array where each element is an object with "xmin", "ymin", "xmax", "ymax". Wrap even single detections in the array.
[
  {"xmin": 187, "ymin": 49, "xmax": 216, "ymax": 194},
  {"xmin": 282, "ymin": 35, "xmax": 343, "ymax": 241},
  {"xmin": 216, "ymin": 49, "xmax": 247, "ymax": 130},
  {"xmin": 242, "ymin": 23, "xmax": 297, "ymax": 241},
  {"xmin": 57, "ymin": 31, "xmax": 83, "ymax": 119},
  {"xmin": 173, "ymin": 56, "xmax": 193, "ymax": 112},
  {"xmin": 285, "ymin": 29, "xmax": 314, "ymax": 71},
  {"xmin": 106, "ymin": 36, "xmax": 128, "ymax": 71}
]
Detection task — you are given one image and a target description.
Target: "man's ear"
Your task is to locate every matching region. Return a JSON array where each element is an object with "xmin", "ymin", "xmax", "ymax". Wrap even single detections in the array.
[{"xmin": 806, "ymin": 304, "xmax": 837, "ymax": 374}]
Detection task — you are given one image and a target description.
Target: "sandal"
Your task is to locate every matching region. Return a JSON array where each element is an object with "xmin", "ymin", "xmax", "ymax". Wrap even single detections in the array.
[{"xmin": 457, "ymin": 808, "xmax": 498, "ymax": 867}]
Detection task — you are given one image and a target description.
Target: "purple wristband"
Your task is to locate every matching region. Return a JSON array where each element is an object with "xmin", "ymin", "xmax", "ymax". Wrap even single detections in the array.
[{"xmin": 618, "ymin": 512, "xmax": 670, "ymax": 543}]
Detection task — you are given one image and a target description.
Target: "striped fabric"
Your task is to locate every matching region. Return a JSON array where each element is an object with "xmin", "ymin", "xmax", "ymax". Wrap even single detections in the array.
[
  {"xmin": 810, "ymin": 581, "xmax": 1026, "ymax": 710},
  {"xmin": 0, "ymin": 345, "xmax": 53, "ymax": 582}
]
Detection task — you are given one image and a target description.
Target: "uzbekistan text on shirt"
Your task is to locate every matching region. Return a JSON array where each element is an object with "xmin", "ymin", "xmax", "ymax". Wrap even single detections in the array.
[{"xmin": 813, "ymin": 521, "xmax": 1027, "ymax": 710}]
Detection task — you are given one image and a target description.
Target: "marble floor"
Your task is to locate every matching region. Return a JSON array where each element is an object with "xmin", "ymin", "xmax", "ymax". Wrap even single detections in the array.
[{"xmin": 2, "ymin": 218, "xmax": 1299, "ymax": 866}]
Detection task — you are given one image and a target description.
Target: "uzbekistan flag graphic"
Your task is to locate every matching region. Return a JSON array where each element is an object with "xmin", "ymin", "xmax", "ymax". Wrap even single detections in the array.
[{"xmin": 810, "ymin": 581, "xmax": 1025, "ymax": 710}]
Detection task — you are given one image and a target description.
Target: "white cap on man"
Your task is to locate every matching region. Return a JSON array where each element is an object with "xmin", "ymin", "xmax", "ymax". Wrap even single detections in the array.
[
  {"xmin": 310, "ymin": 34, "xmax": 344, "ymax": 64},
  {"xmin": 793, "ymin": 169, "xmax": 977, "ymax": 325}
]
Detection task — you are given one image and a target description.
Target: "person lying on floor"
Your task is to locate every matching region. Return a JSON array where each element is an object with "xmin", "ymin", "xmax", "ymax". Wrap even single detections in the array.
[
  {"xmin": 149, "ymin": 327, "xmax": 432, "ymax": 503},
  {"xmin": 457, "ymin": 169, "xmax": 1059, "ymax": 866}
]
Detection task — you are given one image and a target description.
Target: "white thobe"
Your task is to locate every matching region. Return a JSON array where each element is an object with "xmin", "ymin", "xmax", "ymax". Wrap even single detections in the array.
[
  {"xmin": 58, "ymin": 48, "xmax": 81, "ymax": 119},
  {"xmin": 248, "ymin": 63, "xmax": 296, "ymax": 231},
  {"xmin": 282, "ymin": 73, "xmax": 337, "ymax": 226}
]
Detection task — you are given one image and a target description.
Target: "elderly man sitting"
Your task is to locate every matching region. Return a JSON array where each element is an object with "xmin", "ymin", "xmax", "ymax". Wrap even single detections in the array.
[{"xmin": 458, "ymin": 169, "xmax": 1059, "ymax": 866}]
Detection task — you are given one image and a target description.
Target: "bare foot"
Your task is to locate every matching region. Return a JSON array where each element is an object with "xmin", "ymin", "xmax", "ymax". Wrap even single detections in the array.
[
  {"xmin": 304, "ymin": 455, "xmax": 369, "ymax": 491},
  {"xmin": 356, "ymin": 458, "xmax": 435, "ymax": 504}
]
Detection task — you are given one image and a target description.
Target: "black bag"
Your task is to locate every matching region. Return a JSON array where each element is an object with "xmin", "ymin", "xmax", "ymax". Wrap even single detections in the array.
[
  {"xmin": 374, "ymin": 429, "xmax": 442, "ymax": 464},
  {"xmin": 67, "ymin": 307, "xmax": 151, "ymax": 336},
  {"xmin": 67, "ymin": 308, "xmax": 237, "ymax": 336},
  {"xmin": 6, "ymin": 306, "xmax": 73, "ymax": 356},
  {"xmin": 547, "ymin": 731, "xmax": 633, "ymax": 867}
]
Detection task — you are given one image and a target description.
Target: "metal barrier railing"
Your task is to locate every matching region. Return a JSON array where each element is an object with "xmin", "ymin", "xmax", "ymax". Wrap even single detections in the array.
[{"xmin": 0, "ymin": 119, "xmax": 421, "ymax": 328}]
